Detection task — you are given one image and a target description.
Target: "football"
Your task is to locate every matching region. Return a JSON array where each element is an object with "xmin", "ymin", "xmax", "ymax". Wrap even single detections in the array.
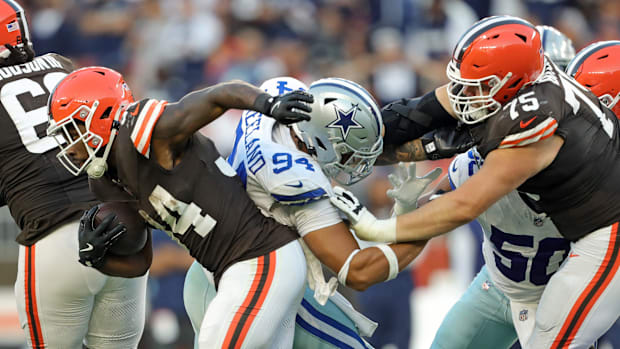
[{"xmin": 94, "ymin": 201, "xmax": 148, "ymax": 256}]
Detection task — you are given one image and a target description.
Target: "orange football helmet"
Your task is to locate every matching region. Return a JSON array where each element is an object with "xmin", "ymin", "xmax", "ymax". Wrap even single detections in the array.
[
  {"xmin": 0, "ymin": 0, "xmax": 34, "ymax": 65},
  {"xmin": 47, "ymin": 66, "xmax": 134, "ymax": 177},
  {"xmin": 566, "ymin": 41, "xmax": 620, "ymax": 118},
  {"xmin": 447, "ymin": 16, "xmax": 544, "ymax": 124}
]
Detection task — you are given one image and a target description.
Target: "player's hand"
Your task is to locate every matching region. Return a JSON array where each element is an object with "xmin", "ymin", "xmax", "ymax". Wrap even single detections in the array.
[
  {"xmin": 0, "ymin": 38, "xmax": 34, "ymax": 66},
  {"xmin": 330, "ymin": 187, "xmax": 397, "ymax": 242},
  {"xmin": 330, "ymin": 186, "xmax": 366, "ymax": 224},
  {"xmin": 78, "ymin": 206, "xmax": 127, "ymax": 268},
  {"xmin": 387, "ymin": 163, "xmax": 442, "ymax": 215},
  {"xmin": 419, "ymin": 125, "xmax": 475, "ymax": 160},
  {"xmin": 262, "ymin": 90, "xmax": 313, "ymax": 125}
]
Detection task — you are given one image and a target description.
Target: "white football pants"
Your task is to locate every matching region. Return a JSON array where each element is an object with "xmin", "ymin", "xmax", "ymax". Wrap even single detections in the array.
[
  {"xmin": 527, "ymin": 222, "xmax": 620, "ymax": 349},
  {"xmin": 198, "ymin": 240, "xmax": 306, "ymax": 349},
  {"xmin": 14, "ymin": 220, "xmax": 148, "ymax": 348}
]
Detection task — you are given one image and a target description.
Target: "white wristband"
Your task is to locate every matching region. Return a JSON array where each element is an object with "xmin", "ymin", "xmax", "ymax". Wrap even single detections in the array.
[
  {"xmin": 353, "ymin": 212, "xmax": 397, "ymax": 242},
  {"xmin": 375, "ymin": 244, "xmax": 399, "ymax": 281},
  {"xmin": 337, "ymin": 249, "xmax": 361, "ymax": 286}
]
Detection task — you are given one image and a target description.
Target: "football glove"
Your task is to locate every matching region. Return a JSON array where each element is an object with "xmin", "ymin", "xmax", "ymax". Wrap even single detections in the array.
[
  {"xmin": 419, "ymin": 125, "xmax": 476, "ymax": 160},
  {"xmin": 387, "ymin": 163, "xmax": 442, "ymax": 215},
  {"xmin": 0, "ymin": 39, "xmax": 35, "ymax": 67},
  {"xmin": 78, "ymin": 206, "xmax": 127, "ymax": 268},
  {"xmin": 330, "ymin": 186, "xmax": 397, "ymax": 242},
  {"xmin": 254, "ymin": 90, "xmax": 313, "ymax": 125}
]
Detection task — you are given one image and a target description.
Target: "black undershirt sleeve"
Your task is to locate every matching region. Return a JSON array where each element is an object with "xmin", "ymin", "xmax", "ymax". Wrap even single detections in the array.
[{"xmin": 382, "ymin": 90, "xmax": 457, "ymax": 145}]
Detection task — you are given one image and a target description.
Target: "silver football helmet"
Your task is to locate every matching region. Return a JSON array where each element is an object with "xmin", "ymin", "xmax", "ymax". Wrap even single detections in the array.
[
  {"xmin": 536, "ymin": 25, "xmax": 576, "ymax": 70},
  {"xmin": 292, "ymin": 78, "xmax": 383, "ymax": 185}
]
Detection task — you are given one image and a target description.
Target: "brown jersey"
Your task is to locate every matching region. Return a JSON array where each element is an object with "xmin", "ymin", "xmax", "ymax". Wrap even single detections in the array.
[
  {"xmin": 475, "ymin": 59, "xmax": 620, "ymax": 241},
  {"xmin": 0, "ymin": 53, "xmax": 97, "ymax": 245},
  {"xmin": 93, "ymin": 99, "xmax": 298, "ymax": 285}
]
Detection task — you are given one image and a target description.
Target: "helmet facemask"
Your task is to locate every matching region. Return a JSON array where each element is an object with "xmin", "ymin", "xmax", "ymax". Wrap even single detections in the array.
[
  {"xmin": 323, "ymin": 138, "xmax": 383, "ymax": 185},
  {"xmin": 47, "ymin": 100, "xmax": 121, "ymax": 178},
  {"xmin": 446, "ymin": 59, "xmax": 511, "ymax": 124}
]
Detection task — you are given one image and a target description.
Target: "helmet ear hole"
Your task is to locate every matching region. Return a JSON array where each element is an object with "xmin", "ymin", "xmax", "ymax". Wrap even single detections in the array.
[{"xmin": 100, "ymin": 107, "xmax": 112, "ymax": 120}]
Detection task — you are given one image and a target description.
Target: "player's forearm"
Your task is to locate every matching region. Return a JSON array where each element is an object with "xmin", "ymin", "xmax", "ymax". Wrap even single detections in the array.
[
  {"xmin": 376, "ymin": 139, "xmax": 427, "ymax": 165},
  {"xmin": 179, "ymin": 80, "xmax": 263, "ymax": 130},
  {"xmin": 396, "ymin": 191, "xmax": 478, "ymax": 241},
  {"xmin": 346, "ymin": 242, "xmax": 426, "ymax": 291},
  {"xmin": 155, "ymin": 80, "xmax": 265, "ymax": 143},
  {"xmin": 98, "ymin": 232, "xmax": 152, "ymax": 277}
]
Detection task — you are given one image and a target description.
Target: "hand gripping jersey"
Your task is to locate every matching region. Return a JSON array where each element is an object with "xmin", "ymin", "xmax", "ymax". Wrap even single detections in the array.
[
  {"xmin": 227, "ymin": 109, "xmax": 339, "ymax": 236},
  {"xmin": 0, "ymin": 53, "xmax": 97, "ymax": 245},
  {"xmin": 449, "ymin": 148, "xmax": 570, "ymax": 303},
  {"xmin": 474, "ymin": 58, "xmax": 620, "ymax": 241},
  {"xmin": 92, "ymin": 99, "xmax": 298, "ymax": 286}
]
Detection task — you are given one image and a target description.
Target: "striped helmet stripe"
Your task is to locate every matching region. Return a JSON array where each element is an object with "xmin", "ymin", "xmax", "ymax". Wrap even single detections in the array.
[
  {"xmin": 453, "ymin": 16, "xmax": 535, "ymax": 62},
  {"xmin": 566, "ymin": 40, "xmax": 620, "ymax": 77}
]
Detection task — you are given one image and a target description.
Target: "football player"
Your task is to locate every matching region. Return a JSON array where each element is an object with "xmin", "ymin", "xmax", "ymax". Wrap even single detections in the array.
[
  {"xmin": 183, "ymin": 77, "xmax": 431, "ymax": 348},
  {"xmin": 536, "ymin": 25, "xmax": 576, "ymax": 71},
  {"xmin": 332, "ymin": 16, "xmax": 620, "ymax": 348},
  {"xmin": 423, "ymin": 27, "xmax": 578, "ymax": 349},
  {"xmin": 47, "ymin": 67, "xmax": 318, "ymax": 348},
  {"xmin": 0, "ymin": 1, "xmax": 150, "ymax": 348},
  {"xmin": 566, "ymin": 40, "xmax": 620, "ymax": 118}
]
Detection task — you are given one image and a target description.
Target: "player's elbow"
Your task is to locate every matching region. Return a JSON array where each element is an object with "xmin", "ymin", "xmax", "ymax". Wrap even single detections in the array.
[
  {"xmin": 345, "ymin": 272, "xmax": 372, "ymax": 291},
  {"xmin": 345, "ymin": 261, "xmax": 374, "ymax": 291}
]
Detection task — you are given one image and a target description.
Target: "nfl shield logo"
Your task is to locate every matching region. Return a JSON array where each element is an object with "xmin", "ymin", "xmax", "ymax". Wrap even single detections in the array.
[{"xmin": 519, "ymin": 309, "xmax": 528, "ymax": 321}]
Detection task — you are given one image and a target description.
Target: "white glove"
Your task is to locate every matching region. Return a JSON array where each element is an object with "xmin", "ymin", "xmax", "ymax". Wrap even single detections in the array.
[
  {"xmin": 330, "ymin": 186, "xmax": 397, "ymax": 242},
  {"xmin": 387, "ymin": 162, "xmax": 442, "ymax": 215}
]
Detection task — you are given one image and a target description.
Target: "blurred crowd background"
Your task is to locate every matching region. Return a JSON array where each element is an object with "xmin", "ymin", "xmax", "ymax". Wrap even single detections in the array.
[{"xmin": 0, "ymin": 0, "xmax": 620, "ymax": 348}]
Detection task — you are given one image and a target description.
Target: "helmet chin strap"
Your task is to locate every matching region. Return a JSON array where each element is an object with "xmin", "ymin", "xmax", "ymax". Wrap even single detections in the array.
[
  {"xmin": 86, "ymin": 128, "xmax": 118, "ymax": 178},
  {"xmin": 86, "ymin": 107, "xmax": 124, "ymax": 179}
]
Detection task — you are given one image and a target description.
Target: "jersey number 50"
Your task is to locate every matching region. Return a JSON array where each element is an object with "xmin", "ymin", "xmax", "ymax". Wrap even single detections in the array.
[{"xmin": 490, "ymin": 226, "xmax": 570, "ymax": 285}]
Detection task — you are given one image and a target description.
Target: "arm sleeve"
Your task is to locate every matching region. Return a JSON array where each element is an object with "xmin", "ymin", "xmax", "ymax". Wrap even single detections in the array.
[
  {"xmin": 382, "ymin": 90, "xmax": 457, "ymax": 145},
  {"xmin": 288, "ymin": 198, "xmax": 343, "ymax": 237}
]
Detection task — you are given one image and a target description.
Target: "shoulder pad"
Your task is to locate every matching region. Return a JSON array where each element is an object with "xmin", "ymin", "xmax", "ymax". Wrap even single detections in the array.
[
  {"xmin": 448, "ymin": 148, "xmax": 483, "ymax": 189},
  {"xmin": 478, "ymin": 85, "xmax": 559, "ymax": 156},
  {"xmin": 254, "ymin": 143, "xmax": 332, "ymax": 206},
  {"xmin": 123, "ymin": 99, "xmax": 168, "ymax": 158},
  {"xmin": 45, "ymin": 53, "xmax": 75, "ymax": 72}
]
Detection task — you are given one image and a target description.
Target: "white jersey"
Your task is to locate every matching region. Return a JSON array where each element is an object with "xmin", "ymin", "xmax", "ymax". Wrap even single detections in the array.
[
  {"xmin": 449, "ymin": 148, "xmax": 571, "ymax": 303},
  {"xmin": 227, "ymin": 109, "xmax": 342, "ymax": 236}
]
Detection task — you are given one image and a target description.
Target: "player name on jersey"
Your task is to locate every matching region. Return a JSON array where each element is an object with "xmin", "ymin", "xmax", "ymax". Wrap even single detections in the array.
[
  {"xmin": 0, "ymin": 55, "xmax": 63, "ymax": 80},
  {"xmin": 243, "ymin": 110, "xmax": 267, "ymax": 175}
]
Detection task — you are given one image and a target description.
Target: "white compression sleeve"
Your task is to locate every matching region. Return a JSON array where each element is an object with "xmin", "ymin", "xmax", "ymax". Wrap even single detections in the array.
[{"xmin": 337, "ymin": 249, "xmax": 361, "ymax": 286}]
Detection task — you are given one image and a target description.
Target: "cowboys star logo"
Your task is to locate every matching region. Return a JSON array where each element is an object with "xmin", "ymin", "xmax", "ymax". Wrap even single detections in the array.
[{"xmin": 327, "ymin": 104, "xmax": 363, "ymax": 138}]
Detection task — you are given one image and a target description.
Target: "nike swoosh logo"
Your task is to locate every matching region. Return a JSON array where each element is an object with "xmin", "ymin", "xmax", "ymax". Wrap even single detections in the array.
[
  {"xmin": 569, "ymin": 253, "xmax": 579, "ymax": 258},
  {"xmin": 80, "ymin": 243, "xmax": 94, "ymax": 252},
  {"xmin": 285, "ymin": 181, "xmax": 303, "ymax": 188},
  {"xmin": 270, "ymin": 101, "xmax": 282, "ymax": 114},
  {"xmin": 520, "ymin": 116, "xmax": 537, "ymax": 128},
  {"xmin": 451, "ymin": 161, "xmax": 457, "ymax": 172}
]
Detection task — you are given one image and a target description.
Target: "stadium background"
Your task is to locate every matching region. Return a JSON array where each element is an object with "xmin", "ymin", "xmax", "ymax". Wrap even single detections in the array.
[{"xmin": 0, "ymin": 0, "xmax": 619, "ymax": 348}]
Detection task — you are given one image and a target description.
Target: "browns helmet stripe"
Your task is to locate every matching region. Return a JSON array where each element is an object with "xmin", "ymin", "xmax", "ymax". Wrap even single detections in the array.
[{"xmin": 453, "ymin": 16, "xmax": 535, "ymax": 65}]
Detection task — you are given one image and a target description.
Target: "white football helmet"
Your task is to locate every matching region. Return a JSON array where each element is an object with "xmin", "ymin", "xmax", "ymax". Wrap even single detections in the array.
[{"xmin": 292, "ymin": 78, "xmax": 383, "ymax": 185}]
